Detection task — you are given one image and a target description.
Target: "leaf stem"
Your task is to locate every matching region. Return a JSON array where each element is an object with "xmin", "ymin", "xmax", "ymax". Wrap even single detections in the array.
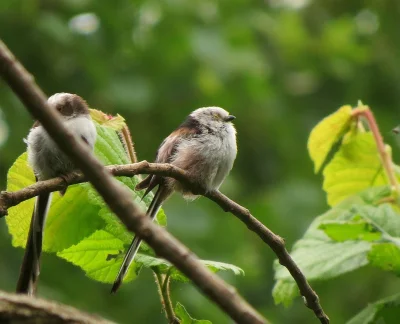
[
  {"xmin": 352, "ymin": 107, "xmax": 400, "ymax": 198},
  {"xmin": 153, "ymin": 271, "xmax": 166, "ymax": 309},
  {"xmin": 162, "ymin": 272, "xmax": 179, "ymax": 324},
  {"xmin": 153, "ymin": 271, "xmax": 179, "ymax": 324},
  {"xmin": 118, "ymin": 125, "xmax": 137, "ymax": 163}
]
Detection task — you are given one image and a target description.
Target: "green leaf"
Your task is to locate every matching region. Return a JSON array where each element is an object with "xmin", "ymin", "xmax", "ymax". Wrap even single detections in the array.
[
  {"xmin": 274, "ymin": 240, "xmax": 371, "ymax": 282},
  {"xmin": 5, "ymin": 153, "xmax": 104, "ymax": 252},
  {"xmin": 273, "ymin": 187, "xmax": 392, "ymax": 306},
  {"xmin": 175, "ymin": 302, "xmax": 212, "ymax": 324},
  {"xmin": 319, "ymin": 205, "xmax": 400, "ymax": 275},
  {"xmin": 318, "ymin": 204, "xmax": 400, "ymax": 245},
  {"xmin": 88, "ymin": 122, "xmax": 167, "ymax": 242},
  {"xmin": 353, "ymin": 204, "xmax": 400, "ymax": 239},
  {"xmin": 271, "ymin": 280, "xmax": 297, "ymax": 307},
  {"xmin": 319, "ymin": 220, "xmax": 382, "ymax": 242},
  {"xmin": 170, "ymin": 260, "xmax": 244, "ymax": 283},
  {"xmin": 59, "ymin": 230, "xmax": 243, "ymax": 285},
  {"xmin": 139, "ymin": 254, "xmax": 244, "ymax": 283},
  {"xmin": 347, "ymin": 293, "xmax": 400, "ymax": 324},
  {"xmin": 6, "ymin": 120, "xmax": 166, "ymax": 282},
  {"xmin": 368, "ymin": 243, "xmax": 400, "ymax": 276},
  {"xmin": 57, "ymin": 230, "xmax": 139, "ymax": 283},
  {"xmin": 307, "ymin": 105, "xmax": 353, "ymax": 173},
  {"xmin": 322, "ymin": 131, "xmax": 392, "ymax": 206}
]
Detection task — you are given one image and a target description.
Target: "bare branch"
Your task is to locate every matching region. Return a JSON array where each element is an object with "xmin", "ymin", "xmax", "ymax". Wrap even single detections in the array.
[
  {"xmin": 0, "ymin": 161, "xmax": 329, "ymax": 323},
  {"xmin": 0, "ymin": 290, "xmax": 113, "ymax": 323},
  {"xmin": 0, "ymin": 40, "xmax": 267, "ymax": 324}
]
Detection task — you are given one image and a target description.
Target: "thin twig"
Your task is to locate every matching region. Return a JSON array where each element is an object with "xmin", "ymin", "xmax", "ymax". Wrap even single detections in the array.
[
  {"xmin": 0, "ymin": 162, "xmax": 329, "ymax": 323},
  {"xmin": 0, "ymin": 39, "xmax": 267, "ymax": 324}
]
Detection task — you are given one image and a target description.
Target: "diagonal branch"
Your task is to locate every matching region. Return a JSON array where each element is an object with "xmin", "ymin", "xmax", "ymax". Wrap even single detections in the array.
[
  {"xmin": 0, "ymin": 161, "xmax": 329, "ymax": 323},
  {"xmin": 0, "ymin": 290, "xmax": 112, "ymax": 323},
  {"xmin": 0, "ymin": 40, "xmax": 267, "ymax": 324}
]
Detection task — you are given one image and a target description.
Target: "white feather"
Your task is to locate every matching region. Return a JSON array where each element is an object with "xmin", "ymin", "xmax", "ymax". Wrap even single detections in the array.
[{"xmin": 27, "ymin": 110, "xmax": 96, "ymax": 180}]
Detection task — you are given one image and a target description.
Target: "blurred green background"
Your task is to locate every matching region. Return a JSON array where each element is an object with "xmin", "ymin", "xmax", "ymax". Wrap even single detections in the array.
[{"xmin": 1, "ymin": 1, "xmax": 400, "ymax": 323}]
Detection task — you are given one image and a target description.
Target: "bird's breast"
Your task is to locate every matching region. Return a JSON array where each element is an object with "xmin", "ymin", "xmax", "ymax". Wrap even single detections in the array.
[
  {"xmin": 173, "ymin": 127, "xmax": 237, "ymax": 191},
  {"xmin": 26, "ymin": 116, "xmax": 96, "ymax": 180}
]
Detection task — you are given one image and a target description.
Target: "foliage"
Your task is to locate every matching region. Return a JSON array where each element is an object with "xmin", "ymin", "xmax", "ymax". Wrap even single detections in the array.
[
  {"xmin": 273, "ymin": 105, "xmax": 400, "ymax": 321},
  {"xmin": 175, "ymin": 302, "xmax": 212, "ymax": 324},
  {"xmin": 347, "ymin": 293, "xmax": 400, "ymax": 324},
  {"xmin": 6, "ymin": 116, "xmax": 167, "ymax": 281},
  {"xmin": 5, "ymin": 111, "xmax": 243, "ymax": 322},
  {"xmin": 1, "ymin": 1, "xmax": 400, "ymax": 323}
]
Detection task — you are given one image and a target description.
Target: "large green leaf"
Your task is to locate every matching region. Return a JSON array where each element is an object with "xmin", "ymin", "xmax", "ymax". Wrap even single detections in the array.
[
  {"xmin": 273, "ymin": 187, "xmax": 392, "ymax": 306},
  {"xmin": 347, "ymin": 293, "xmax": 400, "ymax": 324},
  {"xmin": 57, "ymin": 230, "xmax": 139, "ymax": 283},
  {"xmin": 5, "ymin": 153, "xmax": 104, "ymax": 252},
  {"xmin": 307, "ymin": 105, "xmax": 353, "ymax": 173},
  {"xmin": 319, "ymin": 204, "xmax": 400, "ymax": 276},
  {"xmin": 59, "ymin": 230, "xmax": 244, "ymax": 284},
  {"xmin": 5, "ymin": 120, "xmax": 166, "ymax": 282}
]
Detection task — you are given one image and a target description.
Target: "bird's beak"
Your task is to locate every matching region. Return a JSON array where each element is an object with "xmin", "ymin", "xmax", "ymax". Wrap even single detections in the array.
[
  {"xmin": 393, "ymin": 126, "xmax": 400, "ymax": 134},
  {"xmin": 225, "ymin": 115, "xmax": 236, "ymax": 122}
]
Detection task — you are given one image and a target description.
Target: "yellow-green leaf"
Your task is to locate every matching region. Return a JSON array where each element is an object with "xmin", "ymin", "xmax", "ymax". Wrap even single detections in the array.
[
  {"xmin": 323, "ymin": 132, "xmax": 389, "ymax": 206},
  {"xmin": 89, "ymin": 109, "xmax": 126, "ymax": 131},
  {"xmin": 308, "ymin": 105, "xmax": 353, "ymax": 173}
]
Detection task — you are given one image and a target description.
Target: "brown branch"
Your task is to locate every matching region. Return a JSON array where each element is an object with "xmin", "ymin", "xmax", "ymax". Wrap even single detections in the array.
[
  {"xmin": 0, "ymin": 162, "xmax": 189, "ymax": 215},
  {"xmin": 205, "ymin": 191, "xmax": 329, "ymax": 324},
  {"xmin": 0, "ymin": 40, "xmax": 267, "ymax": 324},
  {"xmin": 0, "ymin": 290, "xmax": 113, "ymax": 323},
  {"xmin": 0, "ymin": 161, "xmax": 329, "ymax": 323}
]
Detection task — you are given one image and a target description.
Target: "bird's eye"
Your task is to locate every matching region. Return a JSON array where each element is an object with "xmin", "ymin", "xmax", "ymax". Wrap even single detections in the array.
[
  {"xmin": 56, "ymin": 104, "xmax": 74, "ymax": 116},
  {"xmin": 212, "ymin": 113, "xmax": 220, "ymax": 120}
]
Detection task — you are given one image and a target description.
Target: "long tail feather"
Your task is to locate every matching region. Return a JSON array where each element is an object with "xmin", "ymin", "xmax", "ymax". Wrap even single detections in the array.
[
  {"xmin": 16, "ymin": 192, "xmax": 51, "ymax": 295},
  {"xmin": 111, "ymin": 186, "xmax": 168, "ymax": 293}
]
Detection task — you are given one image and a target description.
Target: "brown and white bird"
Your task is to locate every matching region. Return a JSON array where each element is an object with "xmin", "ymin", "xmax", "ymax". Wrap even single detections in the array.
[
  {"xmin": 17, "ymin": 93, "xmax": 97, "ymax": 295},
  {"xmin": 111, "ymin": 107, "xmax": 237, "ymax": 293}
]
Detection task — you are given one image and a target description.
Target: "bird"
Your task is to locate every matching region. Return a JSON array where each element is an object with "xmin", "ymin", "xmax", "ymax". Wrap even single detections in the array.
[
  {"xmin": 16, "ymin": 93, "xmax": 97, "ymax": 295},
  {"xmin": 111, "ymin": 107, "xmax": 237, "ymax": 293}
]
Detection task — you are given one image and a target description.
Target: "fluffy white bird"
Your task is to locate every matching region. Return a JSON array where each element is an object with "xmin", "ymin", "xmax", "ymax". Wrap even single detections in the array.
[{"xmin": 17, "ymin": 93, "xmax": 97, "ymax": 295}]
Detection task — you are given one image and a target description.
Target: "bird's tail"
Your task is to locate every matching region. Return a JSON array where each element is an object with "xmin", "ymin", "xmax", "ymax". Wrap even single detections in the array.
[
  {"xmin": 111, "ymin": 186, "xmax": 168, "ymax": 294},
  {"xmin": 16, "ymin": 192, "xmax": 51, "ymax": 295}
]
